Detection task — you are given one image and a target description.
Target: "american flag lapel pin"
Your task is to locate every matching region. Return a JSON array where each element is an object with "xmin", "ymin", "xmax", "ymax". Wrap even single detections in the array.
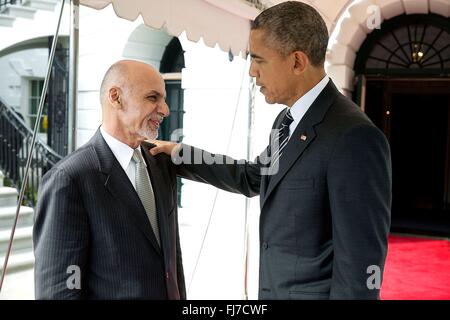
[{"xmin": 300, "ymin": 133, "xmax": 307, "ymax": 141}]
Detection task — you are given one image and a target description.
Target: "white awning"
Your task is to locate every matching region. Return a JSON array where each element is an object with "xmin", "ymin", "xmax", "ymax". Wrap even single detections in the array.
[{"xmin": 80, "ymin": 0, "xmax": 263, "ymax": 56}]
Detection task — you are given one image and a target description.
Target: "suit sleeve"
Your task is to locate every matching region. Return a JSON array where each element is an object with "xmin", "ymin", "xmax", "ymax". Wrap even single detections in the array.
[
  {"xmin": 327, "ymin": 123, "xmax": 392, "ymax": 299},
  {"xmin": 172, "ymin": 110, "xmax": 285, "ymax": 197},
  {"xmin": 33, "ymin": 167, "xmax": 90, "ymax": 299},
  {"xmin": 173, "ymin": 145, "xmax": 266, "ymax": 197}
]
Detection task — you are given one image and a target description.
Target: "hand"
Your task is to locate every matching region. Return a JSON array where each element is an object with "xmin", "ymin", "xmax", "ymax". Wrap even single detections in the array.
[{"xmin": 149, "ymin": 140, "xmax": 180, "ymax": 157}]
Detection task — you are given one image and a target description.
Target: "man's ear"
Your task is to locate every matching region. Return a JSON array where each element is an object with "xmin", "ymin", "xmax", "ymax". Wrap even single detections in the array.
[
  {"xmin": 292, "ymin": 51, "xmax": 309, "ymax": 75},
  {"xmin": 108, "ymin": 87, "xmax": 122, "ymax": 108}
]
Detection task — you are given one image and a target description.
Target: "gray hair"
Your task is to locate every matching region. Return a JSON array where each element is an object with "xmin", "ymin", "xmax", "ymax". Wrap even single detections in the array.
[{"xmin": 251, "ymin": 1, "xmax": 329, "ymax": 67}]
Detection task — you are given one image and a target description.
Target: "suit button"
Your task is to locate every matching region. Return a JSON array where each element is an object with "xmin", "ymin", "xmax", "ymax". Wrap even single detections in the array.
[
  {"xmin": 262, "ymin": 242, "xmax": 268, "ymax": 250},
  {"xmin": 165, "ymin": 272, "xmax": 169, "ymax": 279}
]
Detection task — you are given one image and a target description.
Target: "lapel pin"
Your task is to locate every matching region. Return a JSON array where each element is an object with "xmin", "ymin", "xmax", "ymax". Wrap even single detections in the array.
[{"xmin": 300, "ymin": 134, "xmax": 307, "ymax": 141}]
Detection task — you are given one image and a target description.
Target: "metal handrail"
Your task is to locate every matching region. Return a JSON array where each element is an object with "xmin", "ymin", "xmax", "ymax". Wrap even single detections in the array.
[
  {"xmin": 0, "ymin": 0, "xmax": 24, "ymax": 13},
  {"xmin": 0, "ymin": 97, "xmax": 62, "ymax": 207}
]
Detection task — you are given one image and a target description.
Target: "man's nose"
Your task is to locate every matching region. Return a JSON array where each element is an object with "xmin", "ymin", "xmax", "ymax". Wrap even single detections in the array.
[
  {"xmin": 249, "ymin": 61, "xmax": 257, "ymax": 78},
  {"xmin": 159, "ymin": 101, "xmax": 170, "ymax": 117}
]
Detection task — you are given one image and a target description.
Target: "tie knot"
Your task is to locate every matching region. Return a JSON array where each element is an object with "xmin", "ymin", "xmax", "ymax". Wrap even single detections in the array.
[
  {"xmin": 132, "ymin": 148, "xmax": 144, "ymax": 164},
  {"xmin": 281, "ymin": 109, "xmax": 294, "ymax": 127}
]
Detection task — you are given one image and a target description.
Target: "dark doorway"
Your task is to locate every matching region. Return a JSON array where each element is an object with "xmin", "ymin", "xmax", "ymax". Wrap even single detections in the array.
[
  {"xmin": 365, "ymin": 80, "xmax": 450, "ymax": 236},
  {"xmin": 353, "ymin": 13, "xmax": 450, "ymax": 236},
  {"xmin": 391, "ymin": 93, "xmax": 448, "ymax": 212}
]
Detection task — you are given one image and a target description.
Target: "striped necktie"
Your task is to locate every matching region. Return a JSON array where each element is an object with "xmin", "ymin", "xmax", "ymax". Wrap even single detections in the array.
[
  {"xmin": 271, "ymin": 109, "xmax": 294, "ymax": 167},
  {"xmin": 132, "ymin": 148, "xmax": 160, "ymax": 246}
]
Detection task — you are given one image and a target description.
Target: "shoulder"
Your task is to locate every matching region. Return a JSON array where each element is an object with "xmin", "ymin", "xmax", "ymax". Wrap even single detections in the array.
[
  {"xmin": 141, "ymin": 142, "xmax": 177, "ymax": 180},
  {"xmin": 339, "ymin": 122, "xmax": 388, "ymax": 146},
  {"xmin": 324, "ymin": 93, "xmax": 377, "ymax": 132},
  {"xmin": 153, "ymin": 152, "xmax": 177, "ymax": 178},
  {"xmin": 44, "ymin": 143, "xmax": 99, "ymax": 182},
  {"xmin": 329, "ymin": 121, "xmax": 390, "ymax": 163},
  {"xmin": 143, "ymin": 142, "xmax": 176, "ymax": 171},
  {"xmin": 319, "ymin": 94, "xmax": 389, "ymax": 149}
]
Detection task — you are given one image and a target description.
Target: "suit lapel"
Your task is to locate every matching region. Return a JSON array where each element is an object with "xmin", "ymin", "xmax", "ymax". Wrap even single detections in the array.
[
  {"xmin": 262, "ymin": 125, "xmax": 317, "ymax": 208},
  {"xmin": 261, "ymin": 80, "xmax": 340, "ymax": 208},
  {"xmin": 92, "ymin": 130, "xmax": 162, "ymax": 255}
]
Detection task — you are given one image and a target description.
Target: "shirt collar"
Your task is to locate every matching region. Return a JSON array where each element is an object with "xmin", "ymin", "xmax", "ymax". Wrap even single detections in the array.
[
  {"xmin": 289, "ymin": 75, "xmax": 329, "ymax": 125},
  {"xmin": 100, "ymin": 126, "xmax": 139, "ymax": 172}
]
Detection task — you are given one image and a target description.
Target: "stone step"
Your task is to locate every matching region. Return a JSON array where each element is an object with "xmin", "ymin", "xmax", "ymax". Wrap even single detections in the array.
[
  {"xmin": 0, "ymin": 206, "xmax": 34, "ymax": 231},
  {"xmin": 0, "ymin": 187, "xmax": 18, "ymax": 208},
  {"xmin": 2, "ymin": 4, "xmax": 36, "ymax": 19},
  {"xmin": 0, "ymin": 251, "xmax": 34, "ymax": 275},
  {"xmin": 0, "ymin": 226, "xmax": 33, "ymax": 255},
  {"xmin": 23, "ymin": 0, "xmax": 58, "ymax": 11},
  {"xmin": 0, "ymin": 13, "xmax": 15, "ymax": 27}
]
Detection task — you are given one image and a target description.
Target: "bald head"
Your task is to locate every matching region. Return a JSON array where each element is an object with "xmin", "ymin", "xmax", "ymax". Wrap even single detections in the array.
[
  {"xmin": 100, "ymin": 60, "xmax": 162, "ymax": 106},
  {"xmin": 100, "ymin": 60, "xmax": 169, "ymax": 148}
]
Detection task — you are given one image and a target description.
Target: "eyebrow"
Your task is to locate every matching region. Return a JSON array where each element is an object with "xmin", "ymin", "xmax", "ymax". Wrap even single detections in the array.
[{"xmin": 145, "ymin": 90, "xmax": 166, "ymax": 99}]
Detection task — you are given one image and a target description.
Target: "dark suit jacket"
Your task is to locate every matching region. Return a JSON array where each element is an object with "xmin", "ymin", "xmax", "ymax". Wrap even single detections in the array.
[
  {"xmin": 33, "ymin": 130, "xmax": 186, "ymax": 299},
  {"xmin": 175, "ymin": 80, "xmax": 391, "ymax": 299}
]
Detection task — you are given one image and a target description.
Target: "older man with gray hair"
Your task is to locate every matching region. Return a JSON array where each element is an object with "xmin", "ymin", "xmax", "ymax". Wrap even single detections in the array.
[{"xmin": 34, "ymin": 60, "xmax": 185, "ymax": 299}]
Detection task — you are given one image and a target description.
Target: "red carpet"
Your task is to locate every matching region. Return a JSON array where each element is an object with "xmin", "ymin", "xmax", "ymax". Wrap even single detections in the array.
[{"xmin": 381, "ymin": 235, "xmax": 450, "ymax": 300}]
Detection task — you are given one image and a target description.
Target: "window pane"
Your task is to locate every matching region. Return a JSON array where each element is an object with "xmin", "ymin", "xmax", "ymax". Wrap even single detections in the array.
[{"xmin": 29, "ymin": 80, "xmax": 47, "ymax": 133}]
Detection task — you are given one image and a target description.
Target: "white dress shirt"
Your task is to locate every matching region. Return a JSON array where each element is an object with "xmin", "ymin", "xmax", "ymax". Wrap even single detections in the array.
[
  {"xmin": 288, "ymin": 75, "xmax": 330, "ymax": 138},
  {"xmin": 100, "ymin": 126, "xmax": 141, "ymax": 190}
]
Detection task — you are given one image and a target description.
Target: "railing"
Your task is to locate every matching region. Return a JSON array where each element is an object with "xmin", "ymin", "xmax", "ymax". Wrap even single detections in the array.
[
  {"xmin": 0, "ymin": 97, "xmax": 62, "ymax": 207},
  {"xmin": 0, "ymin": 0, "xmax": 24, "ymax": 12},
  {"xmin": 48, "ymin": 40, "xmax": 70, "ymax": 157}
]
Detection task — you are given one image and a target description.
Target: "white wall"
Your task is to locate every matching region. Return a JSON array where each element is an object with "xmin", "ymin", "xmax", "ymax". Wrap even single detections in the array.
[
  {"xmin": 0, "ymin": 2, "xmax": 70, "ymax": 52},
  {"xmin": 123, "ymin": 24, "xmax": 172, "ymax": 70}
]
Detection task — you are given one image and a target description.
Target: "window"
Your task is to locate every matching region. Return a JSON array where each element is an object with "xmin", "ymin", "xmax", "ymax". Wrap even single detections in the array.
[{"xmin": 29, "ymin": 79, "xmax": 48, "ymax": 133}]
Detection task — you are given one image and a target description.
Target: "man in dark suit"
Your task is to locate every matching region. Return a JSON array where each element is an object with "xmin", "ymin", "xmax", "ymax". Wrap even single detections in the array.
[
  {"xmin": 151, "ymin": 2, "xmax": 391, "ymax": 299},
  {"xmin": 33, "ymin": 60, "xmax": 186, "ymax": 299}
]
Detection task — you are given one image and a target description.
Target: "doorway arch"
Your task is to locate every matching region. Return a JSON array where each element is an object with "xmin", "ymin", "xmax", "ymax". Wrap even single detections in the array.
[
  {"xmin": 354, "ymin": 14, "xmax": 450, "ymax": 77},
  {"xmin": 326, "ymin": 0, "xmax": 450, "ymax": 96}
]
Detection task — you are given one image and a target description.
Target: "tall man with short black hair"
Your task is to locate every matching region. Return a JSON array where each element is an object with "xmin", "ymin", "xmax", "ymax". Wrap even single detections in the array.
[{"xmin": 152, "ymin": 1, "xmax": 391, "ymax": 300}]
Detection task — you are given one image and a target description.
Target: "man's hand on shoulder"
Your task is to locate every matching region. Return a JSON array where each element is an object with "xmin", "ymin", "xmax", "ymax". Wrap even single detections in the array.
[{"xmin": 149, "ymin": 140, "xmax": 180, "ymax": 158}]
